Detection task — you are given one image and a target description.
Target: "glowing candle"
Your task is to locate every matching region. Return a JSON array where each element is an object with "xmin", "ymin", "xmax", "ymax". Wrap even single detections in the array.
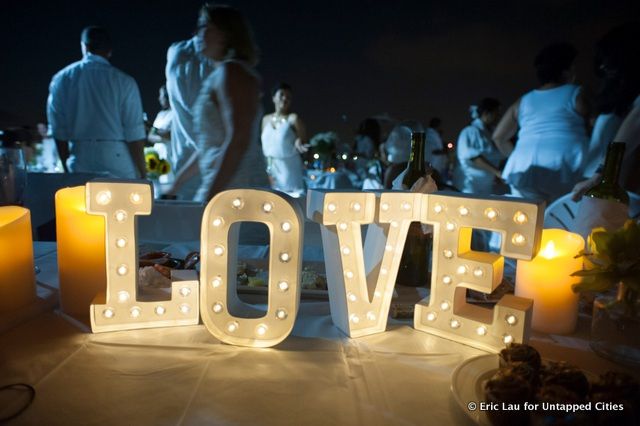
[
  {"xmin": 0, "ymin": 206, "xmax": 36, "ymax": 313},
  {"xmin": 55, "ymin": 186, "xmax": 105, "ymax": 319},
  {"xmin": 515, "ymin": 229, "xmax": 584, "ymax": 334}
]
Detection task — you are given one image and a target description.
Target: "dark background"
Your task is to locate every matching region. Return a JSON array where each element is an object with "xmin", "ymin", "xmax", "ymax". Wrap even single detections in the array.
[{"xmin": 1, "ymin": 0, "xmax": 638, "ymax": 144}]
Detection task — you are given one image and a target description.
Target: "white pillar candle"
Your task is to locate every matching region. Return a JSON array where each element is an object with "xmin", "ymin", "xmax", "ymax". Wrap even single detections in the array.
[
  {"xmin": 515, "ymin": 228, "xmax": 584, "ymax": 334},
  {"xmin": 55, "ymin": 186, "xmax": 106, "ymax": 319},
  {"xmin": 0, "ymin": 206, "xmax": 36, "ymax": 313}
]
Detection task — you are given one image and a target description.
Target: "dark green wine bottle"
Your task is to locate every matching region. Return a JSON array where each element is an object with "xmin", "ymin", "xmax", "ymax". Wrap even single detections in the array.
[
  {"xmin": 585, "ymin": 142, "xmax": 629, "ymax": 205},
  {"xmin": 396, "ymin": 131, "xmax": 431, "ymax": 288}
]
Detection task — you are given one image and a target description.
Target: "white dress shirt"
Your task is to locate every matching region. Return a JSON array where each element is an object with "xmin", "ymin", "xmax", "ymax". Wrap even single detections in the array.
[
  {"xmin": 165, "ymin": 37, "xmax": 214, "ymax": 171},
  {"xmin": 47, "ymin": 53, "xmax": 145, "ymax": 177}
]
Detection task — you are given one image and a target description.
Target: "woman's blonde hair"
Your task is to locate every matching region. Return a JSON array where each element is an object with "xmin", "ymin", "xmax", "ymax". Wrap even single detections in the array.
[{"xmin": 200, "ymin": 3, "xmax": 259, "ymax": 66}]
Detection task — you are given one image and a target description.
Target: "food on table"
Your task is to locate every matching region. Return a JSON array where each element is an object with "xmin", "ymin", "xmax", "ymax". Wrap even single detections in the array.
[
  {"xmin": 484, "ymin": 367, "xmax": 532, "ymax": 426},
  {"xmin": 541, "ymin": 361, "xmax": 590, "ymax": 400},
  {"xmin": 499, "ymin": 342, "xmax": 542, "ymax": 372}
]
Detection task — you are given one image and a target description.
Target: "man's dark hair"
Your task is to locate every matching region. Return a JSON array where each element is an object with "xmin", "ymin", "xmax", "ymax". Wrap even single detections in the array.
[
  {"xmin": 477, "ymin": 98, "xmax": 500, "ymax": 115},
  {"xmin": 81, "ymin": 26, "xmax": 112, "ymax": 52},
  {"xmin": 428, "ymin": 117, "xmax": 442, "ymax": 129},
  {"xmin": 271, "ymin": 82, "xmax": 292, "ymax": 97},
  {"xmin": 534, "ymin": 42, "xmax": 577, "ymax": 85}
]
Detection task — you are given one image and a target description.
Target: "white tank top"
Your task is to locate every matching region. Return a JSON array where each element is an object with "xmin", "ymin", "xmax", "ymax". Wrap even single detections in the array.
[{"xmin": 261, "ymin": 119, "xmax": 298, "ymax": 158}]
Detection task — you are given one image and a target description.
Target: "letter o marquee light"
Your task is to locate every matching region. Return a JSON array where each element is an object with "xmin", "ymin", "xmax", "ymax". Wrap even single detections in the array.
[{"xmin": 200, "ymin": 189, "xmax": 304, "ymax": 347}]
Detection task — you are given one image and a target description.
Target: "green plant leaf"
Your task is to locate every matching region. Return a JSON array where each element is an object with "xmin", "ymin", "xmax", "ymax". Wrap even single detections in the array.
[{"xmin": 592, "ymin": 231, "xmax": 612, "ymax": 256}]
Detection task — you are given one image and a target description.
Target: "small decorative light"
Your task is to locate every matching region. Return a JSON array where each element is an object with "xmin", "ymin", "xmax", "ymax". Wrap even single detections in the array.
[
  {"xmin": 341, "ymin": 246, "xmax": 351, "ymax": 255},
  {"xmin": 349, "ymin": 314, "xmax": 360, "ymax": 324},
  {"xmin": 227, "ymin": 321, "xmax": 239, "ymax": 333},
  {"xmin": 366, "ymin": 311, "xmax": 376, "ymax": 321},
  {"xmin": 231, "ymin": 198, "xmax": 244, "ymax": 209},
  {"xmin": 212, "ymin": 217, "xmax": 224, "ymax": 227},
  {"xmin": 211, "ymin": 276, "xmax": 222, "ymax": 288},
  {"xmin": 440, "ymin": 300, "xmax": 451, "ymax": 311},
  {"xmin": 103, "ymin": 308, "xmax": 115, "ymax": 319},
  {"xmin": 401, "ymin": 201, "xmax": 411, "ymax": 211},
  {"xmin": 347, "ymin": 292, "xmax": 357, "ymax": 302},
  {"xmin": 115, "ymin": 238, "xmax": 127, "ymax": 248},
  {"xmin": 443, "ymin": 249, "xmax": 453, "ymax": 259},
  {"xmin": 130, "ymin": 307, "xmax": 141, "ymax": 318},
  {"xmin": 344, "ymin": 270, "xmax": 354, "ymax": 279},
  {"xmin": 117, "ymin": 264, "xmax": 128, "ymax": 276},
  {"xmin": 256, "ymin": 324, "xmax": 268, "ymax": 336},
  {"xmin": 96, "ymin": 190, "xmax": 112, "ymax": 206},
  {"xmin": 313, "ymin": 153, "xmax": 320, "ymax": 159},
  {"xmin": 426, "ymin": 312, "xmax": 437, "ymax": 322},
  {"xmin": 373, "ymin": 290, "xmax": 382, "ymax": 299},
  {"xmin": 381, "ymin": 202, "xmax": 390, "ymax": 211},
  {"xmin": 484, "ymin": 208, "xmax": 498, "ymax": 220},
  {"xmin": 212, "ymin": 302, "xmax": 224, "ymax": 314},
  {"xmin": 279, "ymin": 252, "xmax": 291, "ymax": 263},
  {"xmin": 130, "ymin": 192, "xmax": 142, "ymax": 204},
  {"xmin": 262, "ymin": 202, "xmax": 274, "ymax": 213},
  {"xmin": 505, "ymin": 314, "xmax": 518, "ymax": 325},
  {"xmin": 341, "ymin": 154, "xmax": 348, "ymax": 160},
  {"xmin": 503, "ymin": 334, "xmax": 514, "ymax": 344},
  {"xmin": 476, "ymin": 326, "xmax": 487, "ymax": 336},
  {"xmin": 179, "ymin": 304, "xmax": 191, "ymax": 314},
  {"xmin": 445, "ymin": 222, "xmax": 456, "ymax": 232},
  {"xmin": 442, "ymin": 275, "xmax": 452, "ymax": 285},
  {"xmin": 513, "ymin": 211, "xmax": 528, "ymax": 225},
  {"xmin": 327, "ymin": 203, "xmax": 337, "ymax": 213},
  {"xmin": 213, "ymin": 245, "xmax": 225, "ymax": 256},
  {"xmin": 473, "ymin": 268, "xmax": 484, "ymax": 277},
  {"xmin": 380, "ymin": 267, "xmax": 388, "ymax": 275},
  {"xmin": 458, "ymin": 206, "xmax": 469, "ymax": 216},
  {"xmin": 390, "ymin": 221, "xmax": 398, "ymax": 228},
  {"xmin": 114, "ymin": 210, "xmax": 127, "ymax": 222},
  {"xmin": 338, "ymin": 222, "xmax": 348, "ymax": 231},
  {"xmin": 434, "ymin": 203, "xmax": 443, "ymax": 214},
  {"xmin": 179, "ymin": 287, "xmax": 191, "ymax": 297},
  {"xmin": 450, "ymin": 319, "xmax": 461, "ymax": 329},
  {"xmin": 456, "ymin": 265, "xmax": 467, "ymax": 275},
  {"xmin": 351, "ymin": 202, "xmax": 361, "ymax": 212},
  {"xmin": 154, "ymin": 306, "xmax": 166, "ymax": 316},
  {"xmin": 278, "ymin": 281, "xmax": 289, "ymax": 292},
  {"xmin": 511, "ymin": 233, "xmax": 526, "ymax": 246},
  {"xmin": 385, "ymin": 244, "xmax": 393, "ymax": 252},
  {"xmin": 281, "ymin": 221, "xmax": 292, "ymax": 232},
  {"xmin": 276, "ymin": 309, "xmax": 288, "ymax": 320},
  {"xmin": 117, "ymin": 291, "xmax": 130, "ymax": 303}
]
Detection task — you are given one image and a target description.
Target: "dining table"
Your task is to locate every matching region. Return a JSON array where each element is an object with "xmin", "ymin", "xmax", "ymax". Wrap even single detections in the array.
[{"xmin": 1, "ymin": 232, "xmax": 638, "ymax": 426}]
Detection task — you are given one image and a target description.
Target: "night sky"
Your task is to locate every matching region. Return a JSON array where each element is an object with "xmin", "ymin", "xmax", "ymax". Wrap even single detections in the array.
[{"xmin": 1, "ymin": 0, "xmax": 638, "ymax": 144}]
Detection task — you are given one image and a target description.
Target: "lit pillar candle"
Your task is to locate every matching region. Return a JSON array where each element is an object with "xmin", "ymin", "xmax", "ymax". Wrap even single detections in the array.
[
  {"xmin": 55, "ymin": 186, "xmax": 106, "ymax": 319},
  {"xmin": 0, "ymin": 206, "xmax": 36, "ymax": 313},
  {"xmin": 515, "ymin": 228, "xmax": 584, "ymax": 334}
]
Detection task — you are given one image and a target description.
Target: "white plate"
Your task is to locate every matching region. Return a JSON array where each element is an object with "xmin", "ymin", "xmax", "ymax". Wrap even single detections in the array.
[{"xmin": 450, "ymin": 354, "xmax": 499, "ymax": 426}]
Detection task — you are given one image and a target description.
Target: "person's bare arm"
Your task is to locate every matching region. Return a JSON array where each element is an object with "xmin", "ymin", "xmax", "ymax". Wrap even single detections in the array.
[
  {"xmin": 203, "ymin": 62, "xmax": 260, "ymax": 201},
  {"xmin": 291, "ymin": 113, "xmax": 310, "ymax": 153},
  {"xmin": 492, "ymin": 99, "xmax": 520, "ymax": 156},
  {"xmin": 471, "ymin": 156, "xmax": 502, "ymax": 179},
  {"xmin": 164, "ymin": 151, "xmax": 200, "ymax": 196},
  {"xmin": 54, "ymin": 139, "xmax": 70, "ymax": 173},
  {"xmin": 126, "ymin": 139, "xmax": 147, "ymax": 178}
]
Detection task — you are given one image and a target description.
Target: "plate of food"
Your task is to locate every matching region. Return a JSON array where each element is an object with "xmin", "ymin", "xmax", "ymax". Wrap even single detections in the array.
[{"xmin": 451, "ymin": 343, "xmax": 639, "ymax": 425}]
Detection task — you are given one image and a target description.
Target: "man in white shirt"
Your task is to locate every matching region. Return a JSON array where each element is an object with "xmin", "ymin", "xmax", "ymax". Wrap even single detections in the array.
[
  {"xmin": 47, "ymin": 26, "xmax": 146, "ymax": 178},
  {"xmin": 164, "ymin": 35, "xmax": 214, "ymax": 198}
]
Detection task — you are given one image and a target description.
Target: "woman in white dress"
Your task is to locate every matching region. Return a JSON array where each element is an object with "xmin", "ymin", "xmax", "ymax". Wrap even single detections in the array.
[
  {"xmin": 493, "ymin": 43, "xmax": 590, "ymax": 204},
  {"xmin": 163, "ymin": 4, "xmax": 268, "ymax": 202},
  {"xmin": 261, "ymin": 83, "xmax": 308, "ymax": 196}
]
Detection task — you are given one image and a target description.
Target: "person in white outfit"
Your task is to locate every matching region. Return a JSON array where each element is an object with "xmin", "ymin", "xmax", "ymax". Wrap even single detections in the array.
[
  {"xmin": 164, "ymin": 31, "xmax": 214, "ymax": 198},
  {"xmin": 163, "ymin": 4, "xmax": 268, "ymax": 203},
  {"xmin": 493, "ymin": 42, "xmax": 590, "ymax": 204},
  {"xmin": 47, "ymin": 26, "xmax": 146, "ymax": 178},
  {"xmin": 261, "ymin": 83, "xmax": 308, "ymax": 196},
  {"xmin": 455, "ymin": 98, "xmax": 504, "ymax": 195}
]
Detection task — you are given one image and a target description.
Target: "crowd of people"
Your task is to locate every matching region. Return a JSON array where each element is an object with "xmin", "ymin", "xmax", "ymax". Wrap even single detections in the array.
[{"xmin": 38, "ymin": 3, "xmax": 640, "ymax": 207}]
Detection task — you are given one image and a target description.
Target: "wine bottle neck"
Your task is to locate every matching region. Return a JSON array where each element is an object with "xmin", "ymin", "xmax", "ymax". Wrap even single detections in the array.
[
  {"xmin": 600, "ymin": 142, "xmax": 625, "ymax": 185},
  {"xmin": 408, "ymin": 132, "xmax": 426, "ymax": 173}
]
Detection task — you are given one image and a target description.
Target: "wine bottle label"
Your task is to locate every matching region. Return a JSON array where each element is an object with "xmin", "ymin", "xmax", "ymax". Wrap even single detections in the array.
[{"xmin": 574, "ymin": 197, "xmax": 629, "ymax": 241}]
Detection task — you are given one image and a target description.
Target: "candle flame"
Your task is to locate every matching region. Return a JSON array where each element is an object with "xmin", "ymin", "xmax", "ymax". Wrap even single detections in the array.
[{"xmin": 540, "ymin": 241, "xmax": 556, "ymax": 259}]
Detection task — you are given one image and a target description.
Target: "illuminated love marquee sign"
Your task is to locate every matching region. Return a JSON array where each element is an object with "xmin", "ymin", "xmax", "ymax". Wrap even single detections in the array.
[{"xmin": 60, "ymin": 180, "xmax": 544, "ymax": 351}]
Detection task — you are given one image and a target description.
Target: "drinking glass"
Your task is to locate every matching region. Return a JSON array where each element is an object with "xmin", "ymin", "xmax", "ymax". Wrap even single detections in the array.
[{"xmin": 0, "ymin": 146, "xmax": 27, "ymax": 206}]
